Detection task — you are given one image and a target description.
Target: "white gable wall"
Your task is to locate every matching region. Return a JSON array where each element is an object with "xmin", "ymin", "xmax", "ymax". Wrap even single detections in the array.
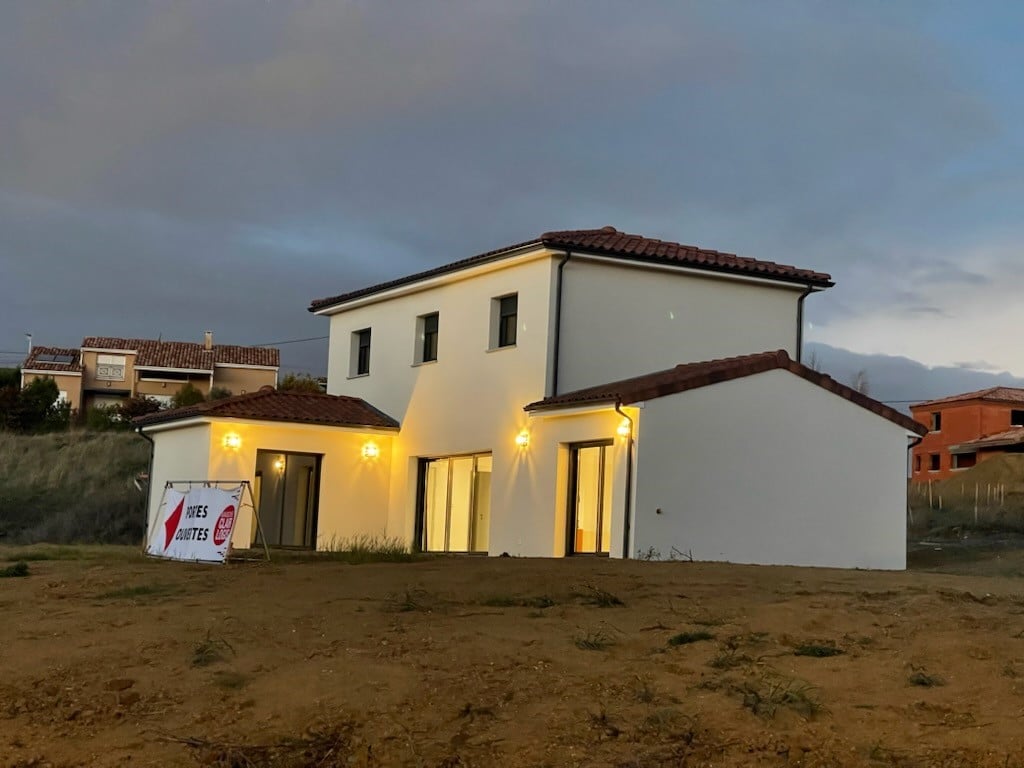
[
  {"xmin": 145, "ymin": 422, "xmax": 211, "ymax": 537},
  {"xmin": 632, "ymin": 369, "xmax": 909, "ymax": 569},
  {"xmin": 557, "ymin": 258, "xmax": 807, "ymax": 393},
  {"xmin": 324, "ymin": 255, "xmax": 557, "ymax": 547}
]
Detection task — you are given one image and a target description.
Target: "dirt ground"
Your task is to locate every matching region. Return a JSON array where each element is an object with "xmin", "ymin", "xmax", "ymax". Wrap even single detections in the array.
[{"xmin": 5, "ymin": 548, "xmax": 1024, "ymax": 767}]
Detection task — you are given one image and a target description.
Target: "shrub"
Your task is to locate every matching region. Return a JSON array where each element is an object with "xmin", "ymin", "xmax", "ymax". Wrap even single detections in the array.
[
  {"xmin": 171, "ymin": 382, "xmax": 206, "ymax": 408},
  {"xmin": 117, "ymin": 397, "xmax": 163, "ymax": 421},
  {"xmin": 85, "ymin": 405, "xmax": 124, "ymax": 432},
  {"xmin": 278, "ymin": 373, "xmax": 323, "ymax": 393},
  {"xmin": 208, "ymin": 386, "xmax": 233, "ymax": 401}
]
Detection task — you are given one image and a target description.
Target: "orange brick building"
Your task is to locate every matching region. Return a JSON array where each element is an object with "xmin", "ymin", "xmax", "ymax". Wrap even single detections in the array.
[{"xmin": 910, "ymin": 387, "xmax": 1024, "ymax": 481}]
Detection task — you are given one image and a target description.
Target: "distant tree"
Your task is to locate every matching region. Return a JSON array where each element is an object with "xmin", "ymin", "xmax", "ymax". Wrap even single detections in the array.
[
  {"xmin": 851, "ymin": 369, "xmax": 870, "ymax": 396},
  {"xmin": 117, "ymin": 396, "xmax": 163, "ymax": 422},
  {"xmin": 278, "ymin": 373, "xmax": 323, "ymax": 394},
  {"xmin": 208, "ymin": 386, "xmax": 233, "ymax": 401},
  {"xmin": 171, "ymin": 383, "xmax": 206, "ymax": 409},
  {"xmin": 12, "ymin": 377, "xmax": 60, "ymax": 432},
  {"xmin": 0, "ymin": 367, "xmax": 20, "ymax": 388}
]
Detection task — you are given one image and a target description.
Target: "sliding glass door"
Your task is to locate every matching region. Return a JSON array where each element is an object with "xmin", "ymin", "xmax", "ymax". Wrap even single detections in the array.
[
  {"xmin": 420, "ymin": 454, "xmax": 491, "ymax": 553},
  {"xmin": 567, "ymin": 441, "xmax": 613, "ymax": 555}
]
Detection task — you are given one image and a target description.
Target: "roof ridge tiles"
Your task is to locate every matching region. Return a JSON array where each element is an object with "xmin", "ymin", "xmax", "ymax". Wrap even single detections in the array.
[{"xmin": 310, "ymin": 227, "xmax": 833, "ymax": 312}]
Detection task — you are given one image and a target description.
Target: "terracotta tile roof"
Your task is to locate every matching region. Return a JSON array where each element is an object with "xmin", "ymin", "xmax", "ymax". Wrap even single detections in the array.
[
  {"xmin": 80, "ymin": 337, "xmax": 279, "ymax": 369},
  {"xmin": 309, "ymin": 226, "xmax": 833, "ymax": 312},
  {"xmin": 950, "ymin": 427, "xmax": 1024, "ymax": 452},
  {"xmin": 22, "ymin": 346, "xmax": 83, "ymax": 373},
  {"xmin": 134, "ymin": 387, "xmax": 399, "ymax": 430},
  {"xmin": 525, "ymin": 350, "xmax": 926, "ymax": 435},
  {"xmin": 911, "ymin": 387, "xmax": 1024, "ymax": 410}
]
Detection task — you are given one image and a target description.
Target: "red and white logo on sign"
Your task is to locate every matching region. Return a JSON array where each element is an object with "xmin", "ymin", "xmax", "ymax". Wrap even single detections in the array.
[{"xmin": 213, "ymin": 504, "xmax": 236, "ymax": 546}]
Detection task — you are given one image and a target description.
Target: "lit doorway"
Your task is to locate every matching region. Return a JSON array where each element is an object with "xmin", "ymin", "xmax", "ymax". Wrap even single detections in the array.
[
  {"xmin": 417, "ymin": 454, "xmax": 491, "ymax": 553},
  {"xmin": 567, "ymin": 441, "xmax": 613, "ymax": 555},
  {"xmin": 254, "ymin": 450, "xmax": 321, "ymax": 548}
]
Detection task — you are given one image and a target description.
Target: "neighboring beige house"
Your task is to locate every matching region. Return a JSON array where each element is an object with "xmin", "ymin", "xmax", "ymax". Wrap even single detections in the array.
[
  {"xmin": 23, "ymin": 333, "xmax": 279, "ymax": 411},
  {"xmin": 140, "ymin": 227, "xmax": 924, "ymax": 569},
  {"xmin": 20, "ymin": 346, "xmax": 84, "ymax": 411}
]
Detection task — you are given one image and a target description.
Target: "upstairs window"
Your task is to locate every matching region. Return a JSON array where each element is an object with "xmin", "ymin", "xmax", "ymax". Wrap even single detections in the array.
[
  {"xmin": 929, "ymin": 454, "xmax": 940, "ymax": 471},
  {"xmin": 350, "ymin": 329, "xmax": 371, "ymax": 377},
  {"xmin": 416, "ymin": 313, "xmax": 439, "ymax": 364},
  {"xmin": 1012, "ymin": 410, "xmax": 1024, "ymax": 427},
  {"xmin": 930, "ymin": 412, "xmax": 942, "ymax": 432},
  {"xmin": 490, "ymin": 293, "xmax": 518, "ymax": 349},
  {"xmin": 96, "ymin": 354, "xmax": 126, "ymax": 381}
]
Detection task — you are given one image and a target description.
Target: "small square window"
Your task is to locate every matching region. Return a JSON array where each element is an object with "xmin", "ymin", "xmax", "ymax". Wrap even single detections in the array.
[
  {"xmin": 929, "ymin": 454, "xmax": 940, "ymax": 471},
  {"xmin": 914, "ymin": 455, "xmax": 921, "ymax": 473},
  {"xmin": 930, "ymin": 412, "xmax": 942, "ymax": 432},
  {"xmin": 952, "ymin": 452, "xmax": 976, "ymax": 470},
  {"xmin": 350, "ymin": 329, "xmax": 371, "ymax": 377},
  {"xmin": 1012, "ymin": 410, "xmax": 1024, "ymax": 427},
  {"xmin": 490, "ymin": 294, "xmax": 518, "ymax": 349},
  {"xmin": 416, "ymin": 312, "xmax": 439, "ymax": 364}
]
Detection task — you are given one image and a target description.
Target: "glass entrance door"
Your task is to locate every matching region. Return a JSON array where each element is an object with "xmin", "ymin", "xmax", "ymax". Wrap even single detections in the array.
[
  {"xmin": 254, "ymin": 450, "xmax": 320, "ymax": 548},
  {"xmin": 567, "ymin": 441, "xmax": 613, "ymax": 555},
  {"xmin": 420, "ymin": 454, "xmax": 491, "ymax": 553}
]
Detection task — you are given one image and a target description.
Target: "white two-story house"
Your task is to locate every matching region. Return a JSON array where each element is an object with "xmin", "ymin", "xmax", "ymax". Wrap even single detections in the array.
[{"xmin": 139, "ymin": 227, "xmax": 924, "ymax": 569}]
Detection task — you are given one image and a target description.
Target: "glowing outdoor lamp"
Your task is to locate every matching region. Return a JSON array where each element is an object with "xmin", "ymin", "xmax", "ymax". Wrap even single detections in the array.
[
  {"xmin": 221, "ymin": 432, "xmax": 242, "ymax": 450},
  {"xmin": 361, "ymin": 441, "xmax": 381, "ymax": 459},
  {"xmin": 616, "ymin": 419, "xmax": 631, "ymax": 438},
  {"xmin": 273, "ymin": 457, "xmax": 286, "ymax": 473},
  {"xmin": 515, "ymin": 429, "xmax": 530, "ymax": 448}
]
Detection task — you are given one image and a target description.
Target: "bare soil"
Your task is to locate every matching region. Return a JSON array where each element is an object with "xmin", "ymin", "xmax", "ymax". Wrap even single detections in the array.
[{"xmin": 5, "ymin": 549, "xmax": 1024, "ymax": 767}]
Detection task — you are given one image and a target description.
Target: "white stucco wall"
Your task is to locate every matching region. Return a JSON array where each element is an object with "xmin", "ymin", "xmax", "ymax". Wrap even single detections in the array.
[
  {"xmin": 632, "ymin": 370, "xmax": 910, "ymax": 569},
  {"xmin": 145, "ymin": 423, "xmax": 211, "ymax": 537},
  {"xmin": 144, "ymin": 419, "xmax": 393, "ymax": 551},
  {"xmin": 503, "ymin": 407, "xmax": 634, "ymax": 557},
  {"xmin": 557, "ymin": 258, "xmax": 808, "ymax": 392},
  {"xmin": 322, "ymin": 254, "xmax": 558, "ymax": 551}
]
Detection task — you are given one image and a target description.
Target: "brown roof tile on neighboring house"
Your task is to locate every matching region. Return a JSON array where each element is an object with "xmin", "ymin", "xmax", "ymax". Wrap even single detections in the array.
[
  {"xmin": 22, "ymin": 346, "xmax": 83, "ymax": 373},
  {"xmin": 951, "ymin": 427, "xmax": 1024, "ymax": 452},
  {"xmin": 525, "ymin": 350, "xmax": 926, "ymax": 435},
  {"xmin": 133, "ymin": 387, "xmax": 399, "ymax": 430},
  {"xmin": 911, "ymin": 387, "xmax": 1024, "ymax": 410},
  {"xmin": 81, "ymin": 337, "xmax": 279, "ymax": 370},
  {"xmin": 309, "ymin": 227, "xmax": 833, "ymax": 312}
]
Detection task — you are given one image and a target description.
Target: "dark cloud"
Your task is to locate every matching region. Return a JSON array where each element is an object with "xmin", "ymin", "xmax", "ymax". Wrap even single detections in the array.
[{"xmin": 1, "ymin": 1, "xmax": 1021, "ymax": 374}]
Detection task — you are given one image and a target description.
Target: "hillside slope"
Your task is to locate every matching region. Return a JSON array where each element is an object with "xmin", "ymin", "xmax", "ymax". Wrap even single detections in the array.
[{"xmin": 0, "ymin": 431, "xmax": 149, "ymax": 544}]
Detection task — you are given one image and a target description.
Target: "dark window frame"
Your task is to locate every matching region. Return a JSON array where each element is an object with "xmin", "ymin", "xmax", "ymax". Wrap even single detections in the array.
[
  {"xmin": 929, "ymin": 453, "xmax": 940, "ymax": 471},
  {"xmin": 498, "ymin": 294, "xmax": 518, "ymax": 348},
  {"xmin": 1012, "ymin": 409, "xmax": 1024, "ymax": 427},
  {"xmin": 930, "ymin": 412, "xmax": 942, "ymax": 432},
  {"xmin": 355, "ymin": 329, "xmax": 371, "ymax": 376},
  {"xmin": 421, "ymin": 312, "xmax": 439, "ymax": 363}
]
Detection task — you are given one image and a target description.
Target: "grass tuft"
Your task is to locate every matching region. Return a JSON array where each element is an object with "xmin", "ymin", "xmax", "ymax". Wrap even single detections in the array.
[
  {"xmin": 575, "ymin": 584, "xmax": 624, "ymax": 608},
  {"xmin": 0, "ymin": 561, "xmax": 29, "ymax": 578},
  {"xmin": 301, "ymin": 534, "xmax": 419, "ymax": 564},
  {"xmin": 95, "ymin": 583, "xmax": 178, "ymax": 601},
  {"xmin": 575, "ymin": 630, "xmax": 615, "ymax": 651},
  {"xmin": 908, "ymin": 671, "xmax": 944, "ymax": 687},
  {"xmin": 481, "ymin": 594, "xmax": 555, "ymax": 609},
  {"xmin": 741, "ymin": 676, "xmax": 824, "ymax": 719},
  {"xmin": 668, "ymin": 630, "xmax": 714, "ymax": 646},
  {"xmin": 794, "ymin": 643, "xmax": 844, "ymax": 658},
  {"xmin": 192, "ymin": 631, "xmax": 235, "ymax": 668}
]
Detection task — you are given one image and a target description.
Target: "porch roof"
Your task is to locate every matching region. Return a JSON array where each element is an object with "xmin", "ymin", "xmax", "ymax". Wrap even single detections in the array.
[
  {"xmin": 525, "ymin": 349, "xmax": 926, "ymax": 435},
  {"xmin": 133, "ymin": 387, "xmax": 400, "ymax": 430}
]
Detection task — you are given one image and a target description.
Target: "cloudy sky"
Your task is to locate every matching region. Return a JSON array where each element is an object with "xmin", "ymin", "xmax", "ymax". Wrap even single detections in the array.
[{"xmin": 3, "ymin": 1, "xmax": 1023, "ymax": 383}]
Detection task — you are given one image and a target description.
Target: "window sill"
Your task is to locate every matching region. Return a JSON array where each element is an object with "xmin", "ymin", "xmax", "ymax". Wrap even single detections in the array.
[
  {"xmin": 347, "ymin": 373, "xmax": 370, "ymax": 380},
  {"xmin": 411, "ymin": 360, "xmax": 438, "ymax": 368},
  {"xmin": 486, "ymin": 344, "xmax": 517, "ymax": 353}
]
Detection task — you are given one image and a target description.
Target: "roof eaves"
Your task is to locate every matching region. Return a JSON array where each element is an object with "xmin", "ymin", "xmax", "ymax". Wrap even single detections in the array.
[{"xmin": 308, "ymin": 239, "xmax": 543, "ymax": 313}]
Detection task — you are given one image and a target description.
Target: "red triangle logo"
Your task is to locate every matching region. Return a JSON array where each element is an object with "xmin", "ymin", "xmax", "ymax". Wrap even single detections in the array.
[{"xmin": 164, "ymin": 498, "xmax": 184, "ymax": 550}]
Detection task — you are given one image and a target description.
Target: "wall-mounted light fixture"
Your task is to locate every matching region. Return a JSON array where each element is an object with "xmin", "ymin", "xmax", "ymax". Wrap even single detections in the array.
[
  {"xmin": 221, "ymin": 432, "xmax": 242, "ymax": 450},
  {"xmin": 515, "ymin": 429, "xmax": 530, "ymax": 448},
  {"xmin": 361, "ymin": 441, "xmax": 380, "ymax": 459},
  {"xmin": 273, "ymin": 456, "xmax": 286, "ymax": 473},
  {"xmin": 616, "ymin": 419, "xmax": 631, "ymax": 438}
]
